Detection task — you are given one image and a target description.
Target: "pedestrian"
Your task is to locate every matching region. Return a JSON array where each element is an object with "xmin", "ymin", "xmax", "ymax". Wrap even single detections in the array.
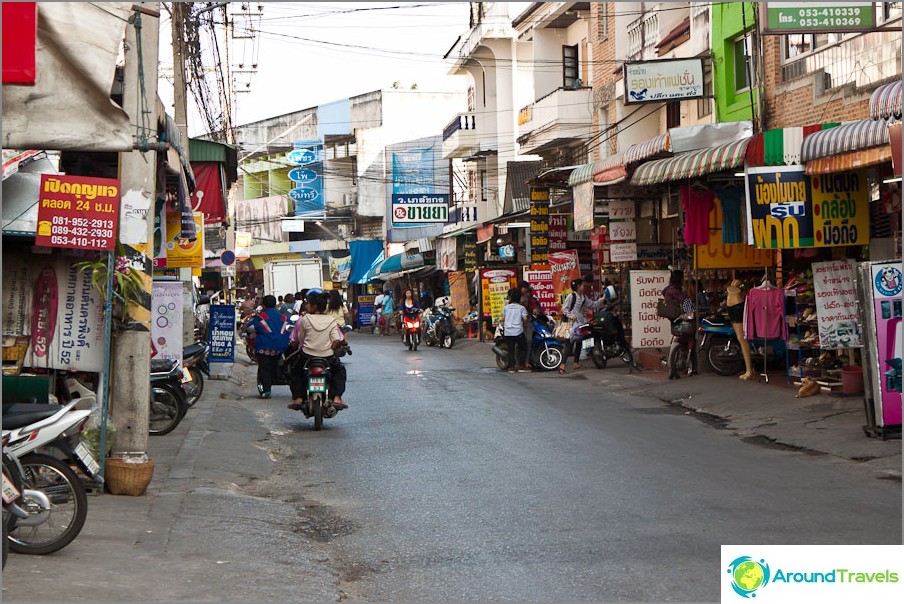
[
  {"xmin": 559, "ymin": 278, "xmax": 605, "ymax": 374},
  {"xmin": 380, "ymin": 289, "xmax": 396, "ymax": 336},
  {"xmin": 245, "ymin": 294, "xmax": 291, "ymax": 399},
  {"xmin": 501, "ymin": 287, "xmax": 530, "ymax": 373},
  {"xmin": 282, "ymin": 293, "xmax": 296, "ymax": 316},
  {"xmin": 326, "ymin": 289, "xmax": 350, "ymax": 328},
  {"xmin": 373, "ymin": 289, "xmax": 386, "ymax": 333},
  {"xmin": 293, "ymin": 290, "xmax": 307, "ymax": 315},
  {"xmin": 287, "ymin": 291, "xmax": 349, "ymax": 411},
  {"xmin": 518, "ymin": 281, "xmax": 542, "ymax": 370}
]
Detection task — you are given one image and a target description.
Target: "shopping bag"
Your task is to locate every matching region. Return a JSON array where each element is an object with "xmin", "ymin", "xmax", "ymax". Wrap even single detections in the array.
[{"xmin": 656, "ymin": 298, "xmax": 681, "ymax": 320}]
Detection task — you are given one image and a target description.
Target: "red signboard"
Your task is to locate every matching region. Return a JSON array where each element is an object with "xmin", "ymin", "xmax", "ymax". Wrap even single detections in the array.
[
  {"xmin": 190, "ymin": 161, "xmax": 226, "ymax": 223},
  {"xmin": 889, "ymin": 121, "xmax": 902, "ymax": 178},
  {"xmin": 2, "ymin": 2, "xmax": 37, "ymax": 85},
  {"xmin": 35, "ymin": 175, "xmax": 120, "ymax": 251}
]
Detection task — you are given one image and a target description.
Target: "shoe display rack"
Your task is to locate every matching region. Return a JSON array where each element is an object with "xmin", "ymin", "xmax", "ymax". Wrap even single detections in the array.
[{"xmin": 785, "ymin": 271, "xmax": 821, "ymax": 383}]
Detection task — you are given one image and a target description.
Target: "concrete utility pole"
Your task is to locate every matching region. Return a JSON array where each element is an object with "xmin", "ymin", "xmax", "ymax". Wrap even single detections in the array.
[{"xmin": 112, "ymin": 3, "xmax": 160, "ymax": 458}]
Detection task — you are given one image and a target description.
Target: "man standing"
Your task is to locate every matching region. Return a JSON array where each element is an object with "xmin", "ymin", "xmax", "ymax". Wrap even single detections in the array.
[
  {"xmin": 245, "ymin": 295, "xmax": 292, "ymax": 399},
  {"xmin": 501, "ymin": 288, "xmax": 530, "ymax": 373}
]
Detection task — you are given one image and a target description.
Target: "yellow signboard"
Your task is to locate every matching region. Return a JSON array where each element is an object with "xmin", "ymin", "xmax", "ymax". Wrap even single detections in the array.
[{"xmin": 164, "ymin": 211, "xmax": 205, "ymax": 268}]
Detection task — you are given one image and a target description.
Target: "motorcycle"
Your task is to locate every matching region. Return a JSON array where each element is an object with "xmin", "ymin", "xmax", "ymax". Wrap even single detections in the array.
[
  {"xmin": 289, "ymin": 357, "xmax": 342, "ymax": 431},
  {"xmin": 699, "ymin": 313, "xmax": 784, "ymax": 376},
  {"xmin": 422, "ymin": 304, "xmax": 456, "ymax": 349},
  {"xmin": 2, "ymin": 397, "xmax": 99, "ymax": 555},
  {"xmin": 401, "ymin": 308, "xmax": 421, "ymax": 351},
  {"xmin": 583, "ymin": 302, "xmax": 633, "ymax": 369},
  {"xmin": 149, "ymin": 358, "xmax": 190, "ymax": 436},
  {"xmin": 238, "ymin": 306, "xmax": 262, "ymax": 364},
  {"xmin": 182, "ymin": 342, "xmax": 209, "ymax": 407},
  {"xmin": 492, "ymin": 312, "xmax": 565, "ymax": 371},
  {"xmin": 2, "ymin": 439, "xmax": 28, "ymax": 568},
  {"xmin": 667, "ymin": 312, "xmax": 697, "ymax": 379}
]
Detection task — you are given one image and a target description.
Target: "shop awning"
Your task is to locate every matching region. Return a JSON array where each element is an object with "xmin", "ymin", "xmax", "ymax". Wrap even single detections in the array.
[
  {"xmin": 805, "ymin": 145, "xmax": 894, "ymax": 175},
  {"xmin": 348, "ymin": 240, "xmax": 384, "ymax": 284},
  {"xmin": 568, "ymin": 162, "xmax": 595, "ymax": 186},
  {"xmin": 801, "ymin": 119, "xmax": 889, "ymax": 163},
  {"xmin": 869, "ymin": 81, "xmax": 902, "ymax": 121},
  {"xmin": 745, "ymin": 125, "xmax": 835, "ymax": 166},
  {"xmin": 567, "ymin": 153, "xmax": 628, "ymax": 186},
  {"xmin": 624, "ymin": 132, "xmax": 671, "ymax": 165},
  {"xmin": 365, "ymin": 252, "xmax": 425, "ymax": 281},
  {"xmin": 630, "ymin": 138, "xmax": 750, "ymax": 186},
  {"xmin": 593, "ymin": 164, "xmax": 628, "ymax": 185}
]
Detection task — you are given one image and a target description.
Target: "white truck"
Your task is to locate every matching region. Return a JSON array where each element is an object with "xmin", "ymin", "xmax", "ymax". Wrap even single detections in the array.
[{"xmin": 263, "ymin": 258, "xmax": 323, "ymax": 298}]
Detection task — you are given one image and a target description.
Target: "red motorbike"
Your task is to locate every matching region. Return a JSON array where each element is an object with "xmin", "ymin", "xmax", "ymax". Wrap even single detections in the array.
[{"xmin": 401, "ymin": 308, "xmax": 421, "ymax": 351}]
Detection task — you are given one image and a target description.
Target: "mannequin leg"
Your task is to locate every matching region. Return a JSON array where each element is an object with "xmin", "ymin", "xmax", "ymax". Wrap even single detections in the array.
[{"xmin": 733, "ymin": 322, "xmax": 755, "ymax": 380}]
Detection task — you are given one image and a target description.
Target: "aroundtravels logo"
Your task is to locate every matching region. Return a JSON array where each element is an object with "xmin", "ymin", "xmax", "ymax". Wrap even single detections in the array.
[{"xmin": 726, "ymin": 556, "xmax": 771, "ymax": 598}]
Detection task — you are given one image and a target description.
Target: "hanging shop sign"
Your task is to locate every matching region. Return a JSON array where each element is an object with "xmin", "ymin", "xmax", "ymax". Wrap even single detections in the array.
[
  {"xmin": 235, "ymin": 232, "xmax": 252, "ymax": 260},
  {"xmin": 548, "ymin": 250, "xmax": 581, "ymax": 310},
  {"xmin": 463, "ymin": 235, "xmax": 478, "ymax": 271},
  {"xmin": 888, "ymin": 121, "xmax": 902, "ymax": 178},
  {"xmin": 623, "ymin": 58, "xmax": 705, "ymax": 104},
  {"xmin": 480, "ymin": 268, "xmax": 518, "ymax": 325},
  {"xmin": 629, "ymin": 270, "xmax": 671, "ymax": 350},
  {"xmin": 356, "ymin": 295, "xmax": 375, "ymax": 327},
  {"xmin": 2, "ymin": 259, "xmax": 32, "ymax": 337},
  {"xmin": 745, "ymin": 167, "xmax": 869, "ymax": 249},
  {"xmin": 26, "ymin": 256, "xmax": 104, "ymax": 372},
  {"xmin": 609, "ymin": 221, "xmax": 637, "ymax": 242},
  {"xmin": 529, "ymin": 187, "xmax": 550, "ymax": 265},
  {"xmin": 163, "ymin": 211, "xmax": 205, "ymax": 268},
  {"xmin": 573, "ymin": 182, "xmax": 594, "ymax": 232},
  {"xmin": 761, "ymin": 2, "xmax": 876, "ymax": 34},
  {"xmin": 610, "ymin": 242, "xmax": 638, "ymax": 263},
  {"xmin": 329, "ymin": 255, "xmax": 351, "ymax": 282},
  {"xmin": 812, "ymin": 260, "xmax": 862, "ymax": 349},
  {"xmin": 549, "ymin": 215, "xmax": 568, "ymax": 251},
  {"xmin": 448, "ymin": 271, "xmax": 470, "ymax": 321},
  {"xmin": 607, "ymin": 199, "xmax": 635, "ymax": 220},
  {"xmin": 150, "ymin": 282, "xmax": 183, "ymax": 366},
  {"xmin": 523, "ymin": 269, "xmax": 558, "ymax": 316},
  {"xmin": 288, "ymin": 140, "xmax": 325, "ymax": 219},
  {"xmin": 208, "ymin": 304, "xmax": 235, "ymax": 363},
  {"xmin": 35, "ymin": 175, "xmax": 119, "ymax": 251},
  {"xmin": 391, "ymin": 194, "xmax": 449, "ymax": 226}
]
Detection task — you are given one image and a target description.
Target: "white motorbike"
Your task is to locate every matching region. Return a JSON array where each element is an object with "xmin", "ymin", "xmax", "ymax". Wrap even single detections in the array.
[{"xmin": 2, "ymin": 394, "xmax": 99, "ymax": 555}]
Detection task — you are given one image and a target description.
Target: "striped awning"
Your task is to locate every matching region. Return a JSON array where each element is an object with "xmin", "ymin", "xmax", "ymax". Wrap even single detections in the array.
[
  {"xmin": 568, "ymin": 162, "xmax": 595, "ymax": 186},
  {"xmin": 593, "ymin": 165, "xmax": 628, "ymax": 185},
  {"xmin": 569, "ymin": 153, "xmax": 627, "ymax": 186},
  {"xmin": 624, "ymin": 132, "xmax": 671, "ymax": 165},
  {"xmin": 801, "ymin": 119, "xmax": 890, "ymax": 163},
  {"xmin": 870, "ymin": 81, "xmax": 902, "ymax": 121},
  {"xmin": 804, "ymin": 145, "xmax": 894, "ymax": 175},
  {"xmin": 630, "ymin": 138, "xmax": 750, "ymax": 186}
]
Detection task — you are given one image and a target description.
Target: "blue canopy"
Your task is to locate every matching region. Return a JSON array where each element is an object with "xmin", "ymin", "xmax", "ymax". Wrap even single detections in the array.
[
  {"xmin": 348, "ymin": 240, "xmax": 384, "ymax": 284},
  {"xmin": 364, "ymin": 252, "xmax": 425, "ymax": 282}
]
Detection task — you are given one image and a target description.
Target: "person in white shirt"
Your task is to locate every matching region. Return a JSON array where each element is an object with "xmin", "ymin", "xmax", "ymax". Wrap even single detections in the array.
[
  {"xmin": 560, "ymin": 278, "xmax": 605, "ymax": 373},
  {"xmin": 501, "ymin": 288, "xmax": 530, "ymax": 373}
]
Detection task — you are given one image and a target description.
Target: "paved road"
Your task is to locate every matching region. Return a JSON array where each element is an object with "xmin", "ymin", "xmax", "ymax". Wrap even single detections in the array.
[{"xmin": 246, "ymin": 334, "xmax": 902, "ymax": 602}]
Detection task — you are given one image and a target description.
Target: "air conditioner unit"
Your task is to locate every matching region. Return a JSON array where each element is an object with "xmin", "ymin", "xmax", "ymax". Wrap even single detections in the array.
[
  {"xmin": 337, "ymin": 224, "xmax": 350, "ymax": 238},
  {"xmin": 342, "ymin": 192, "xmax": 357, "ymax": 206}
]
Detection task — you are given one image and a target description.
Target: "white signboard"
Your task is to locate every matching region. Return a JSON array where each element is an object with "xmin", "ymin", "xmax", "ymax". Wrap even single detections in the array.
[
  {"xmin": 609, "ymin": 221, "xmax": 637, "ymax": 242},
  {"xmin": 630, "ymin": 270, "xmax": 671, "ymax": 349},
  {"xmin": 812, "ymin": 260, "xmax": 862, "ymax": 349},
  {"xmin": 624, "ymin": 58, "xmax": 705, "ymax": 104},
  {"xmin": 2, "ymin": 258, "xmax": 32, "ymax": 336},
  {"xmin": 151, "ymin": 281, "xmax": 184, "ymax": 366},
  {"xmin": 607, "ymin": 199, "xmax": 636, "ymax": 220},
  {"xmin": 573, "ymin": 182, "xmax": 594, "ymax": 232},
  {"xmin": 610, "ymin": 242, "xmax": 638, "ymax": 263}
]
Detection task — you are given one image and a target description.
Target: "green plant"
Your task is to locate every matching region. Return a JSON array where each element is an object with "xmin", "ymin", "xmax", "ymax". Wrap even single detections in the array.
[{"xmin": 74, "ymin": 246, "xmax": 144, "ymax": 323}]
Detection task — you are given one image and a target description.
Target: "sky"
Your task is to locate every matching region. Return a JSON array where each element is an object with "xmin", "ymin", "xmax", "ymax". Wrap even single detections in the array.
[{"xmin": 159, "ymin": 2, "xmax": 531, "ymax": 136}]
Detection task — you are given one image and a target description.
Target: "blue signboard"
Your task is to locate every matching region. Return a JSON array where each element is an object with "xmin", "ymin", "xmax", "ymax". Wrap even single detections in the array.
[
  {"xmin": 289, "ymin": 140, "xmax": 325, "ymax": 219},
  {"xmin": 357, "ymin": 294, "xmax": 375, "ymax": 327},
  {"xmin": 208, "ymin": 304, "xmax": 235, "ymax": 363},
  {"xmin": 391, "ymin": 147, "xmax": 446, "ymax": 228}
]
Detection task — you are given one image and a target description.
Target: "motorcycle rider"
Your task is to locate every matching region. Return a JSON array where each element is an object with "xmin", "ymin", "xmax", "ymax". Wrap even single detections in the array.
[
  {"xmin": 398, "ymin": 289, "xmax": 421, "ymax": 343},
  {"xmin": 663, "ymin": 269, "xmax": 698, "ymax": 379},
  {"xmin": 287, "ymin": 291, "xmax": 349, "ymax": 411},
  {"xmin": 245, "ymin": 295, "xmax": 292, "ymax": 399}
]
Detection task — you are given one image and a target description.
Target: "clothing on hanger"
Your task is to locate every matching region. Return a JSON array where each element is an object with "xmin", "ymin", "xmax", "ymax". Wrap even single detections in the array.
[
  {"xmin": 680, "ymin": 183, "xmax": 714, "ymax": 245},
  {"xmin": 743, "ymin": 287, "xmax": 787, "ymax": 340},
  {"xmin": 714, "ymin": 187, "xmax": 744, "ymax": 244}
]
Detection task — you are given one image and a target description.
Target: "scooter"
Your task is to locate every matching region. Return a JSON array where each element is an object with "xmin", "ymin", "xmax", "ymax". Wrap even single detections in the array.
[
  {"xmin": 583, "ymin": 302, "xmax": 633, "ymax": 369},
  {"xmin": 401, "ymin": 308, "xmax": 421, "ymax": 351},
  {"xmin": 667, "ymin": 312, "xmax": 697, "ymax": 379},
  {"xmin": 182, "ymin": 342, "xmax": 209, "ymax": 407},
  {"xmin": 149, "ymin": 358, "xmax": 190, "ymax": 436},
  {"xmin": 699, "ymin": 313, "xmax": 785, "ymax": 376},
  {"xmin": 492, "ymin": 312, "xmax": 565, "ymax": 371},
  {"xmin": 2, "ymin": 439, "xmax": 28, "ymax": 568},
  {"xmin": 422, "ymin": 304, "xmax": 456, "ymax": 349},
  {"xmin": 289, "ymin": 357, "xmax": 342, "ymax": 431}
]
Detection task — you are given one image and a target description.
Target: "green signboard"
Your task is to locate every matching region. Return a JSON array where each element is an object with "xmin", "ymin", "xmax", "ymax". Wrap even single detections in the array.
[{"xmin": 762, "ymin": 2, "xmax": 876, "ymax": 34}]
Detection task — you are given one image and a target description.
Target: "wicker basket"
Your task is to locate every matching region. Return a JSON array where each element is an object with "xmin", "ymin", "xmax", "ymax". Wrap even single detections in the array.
[{"xmin": 104, "ymin": 458, "xmax": 155, "ymax": 496}]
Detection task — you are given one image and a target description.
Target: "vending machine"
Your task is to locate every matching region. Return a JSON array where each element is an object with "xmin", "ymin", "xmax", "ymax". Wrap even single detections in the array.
[{"xmin": 857, "ymin": 261, "xmax": 902, "ymax": 439}]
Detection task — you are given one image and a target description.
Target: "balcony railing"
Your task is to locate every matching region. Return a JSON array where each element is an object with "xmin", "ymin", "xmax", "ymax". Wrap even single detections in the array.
[
  {"xmin": 517, "ymin": 87, "xmax": 593, "ymax": 147},
  {"xmin": 443, "ymin": 113, "xmax": 477, "ymax": 141},
  {"xmin": 780, "ymin": 27, "xmax": 901, "ymax": 89}
]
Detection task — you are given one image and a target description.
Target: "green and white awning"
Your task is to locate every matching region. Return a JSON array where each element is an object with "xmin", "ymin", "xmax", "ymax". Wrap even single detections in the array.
[
  {"xmin": 630, "ymin": 138, "xmax": 751, "ymax": 186},
  {"xmin": 568, "ymin": 162, "xmax": 595, "ymax": 186}
]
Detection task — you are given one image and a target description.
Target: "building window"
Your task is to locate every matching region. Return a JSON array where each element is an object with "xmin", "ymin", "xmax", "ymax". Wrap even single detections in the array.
[
  {"xmin": 697, "ymin": 65, "xmax": 712, "ymax": 118},
  {"xmin": 781, "ymin": 33, "xmax": 840, "ymax": 61},
  {"xmin": 733, "ymin": 33, "xmax": 753, "ymax": 92},
  {"xmin": 883, "ymin": 2, "xmax": 902, "ymax": 21},
  {"xmin": 563, "ymin": 44, "xmax": 579, "ymax": 88},
  {"xmin": 666, "ymin": 101, "xmax": 681, "ymax": 128},
  {"xmin": 479, "ymin": 169, "xmax": 488, "ymax": 202},
  {"xmin": 597, "ymin": 3, "xmax": 608, "ymax": 41}
]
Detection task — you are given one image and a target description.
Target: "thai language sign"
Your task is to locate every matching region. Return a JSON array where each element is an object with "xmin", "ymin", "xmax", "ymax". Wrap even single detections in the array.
[
  {"xmin": 812, "ymin": 260, "xmax": 861, "ymax": 349},
  {"xmin": 151, "ymin": 282, "xmax": 183, "ymax": 366},
  {"xmin": 481, "ymin": 269, "xmax": 518, "ymax": 325},
  {"xmin": 745, "ymin": 167, "xmax": 869, "ymax": 249},
  {"xmin": 762, "ymin": 2, "xmax": 876, "ymax": 34},
  {"xmin": 163, "ymin": 211, "xmax": 205, "ymax": 268},
  {"xmin": 356, "ymin": 294, "xmax": 375, "ymax": 327},
  {"xmin": 391, "ymin": 194, "xmax": 449, "ymax": 226},
  {"xmin": 523, "ymin": 269, "xmax": 557, "ymax": 316},
  {"xmin": 624, "ymin": 58, "xmax": 705, "ymax": 104},
  {"xmin": 208, "ymin": 304, "xmax": 236, "ymax": 363},
  {"xmin": 288, "ymin": 140, "xmax": 325, "ymax": 219},
  {"xmin": 548, "ymin": 250, "xmax": 581, "ymax": 310},
  {"xmin": 629, "ymin": 270, "xmax": 670, "ymax": 349},
  {"xmin": 463, "ymin": 235, "xmax": 477, "ymax": 271},
  {"xmin": 549, "ymin": 215, "xmax": 568, "ymax": 251},
  {"xmin": 35, "ymin": 175, "xmax": 119, "ymax": 251},
  {"xmin": 610, "ymin": 242, "xmax": 638, "ymax": 263},
  {"xmin": 2, "ymin": 258, "xmax": 32, "ymax": 337},
  {"xmin": 448, "ymin": 271, "xmax": 470, "ymax": 321},
  {"xmin": 529, "ymin": 187, "xmax": 550, "ymax": 265}
]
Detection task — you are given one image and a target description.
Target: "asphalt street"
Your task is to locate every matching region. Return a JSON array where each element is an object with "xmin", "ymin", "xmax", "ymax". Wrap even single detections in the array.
[{"xmin": 1, "ymin": 333, "xmax": 900, "ymax": 602}]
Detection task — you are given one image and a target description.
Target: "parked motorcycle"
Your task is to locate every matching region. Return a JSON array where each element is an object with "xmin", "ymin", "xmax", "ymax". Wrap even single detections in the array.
[
  {"xmin": 582, "ymin": 302, "xmax": 633, "ymax": 369},
  {"xmin": 2, "ymin": 440, "xmax": 28, "ymax": 568},
  {"xmin": 401, "ymin": 308, "xmax": 421, "ymax": 351},
  {"xmin": 181, "ymin": 342, "xmax": 209, "ymax": 407},
  {"xmin": 149, "ymin": 358, "xmax": 190, "ymax": 436},
  {"xmin": 699, "ymin": 313, "xmax": 784, "ymax": 376},
  {"xmin": 667, "ymin": 312, "xmax": 697, "ymax": 379},
  {"xmin": 2, "ymin": 398, "xmax": 98, "ymax": 555},
  {"xmin": 289, "ymin": 357, "xmax": 342, "ymax": 431},
  {"xmin": 422, "ymin": 304, "xmax": 456, "ymax": 349},
  {"xmin": 492, "ymin": 312, "xmax": 565, "ymax": 371}
]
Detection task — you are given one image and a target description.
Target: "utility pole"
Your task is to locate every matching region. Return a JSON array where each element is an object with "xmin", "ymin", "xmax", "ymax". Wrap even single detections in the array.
[{"xmin": 112, "ymin": 3, "xmax": 160, "ymax": 460}]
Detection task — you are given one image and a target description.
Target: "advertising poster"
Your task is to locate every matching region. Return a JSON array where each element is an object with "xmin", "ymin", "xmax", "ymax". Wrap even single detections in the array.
[
  {"xmin": 523, "ymin": 269, "xmax": 557, "ymax": 316},
  {"xmin": 164, "ymin": 211, "xmax": 204, "ymax": 268},
  {"xmin": 549, "ymin": 215, "xmax": 568, "ymax": 251},
  {"xmin": 529, "ymin": 187, "xmax": 550, "ymax": 265},
  {"xmin": 573, "ymin": 182, "xmax": 594, "ymax": 232},
  {"xmin": 812, "ymin": 260, "xmax": 862, "ymax": 349},
  {"xmin": 151, "ymin": 282, "xmax": 184, "ymax": 366},
  {"xmin": 26, "ymin": 256, "xmax": 105, "ymax": 372},
  {"xmin": 207, "ymin": 304, "xmax": 235, "ymax": 363},
  {"xmin": 869, "ymin": 262, "xmax": 902, "ymax": 427},
  {"xmin": 448, "ymin": 271, "xmax": 470, "ymax": 321},
  {"xmin": 356, "ymin": 294, "xmax": 375, "ymax": 327},
  {"xmin": 481, "ymin": 268, "xmax": 518, "ymax": 325},
  {"xmin": 548, "ymin": 250, "xmax": 581, "ymax": 309},
  {"xmin": 329, "ymin": 255, "xmax": 351, "ymax": 283},
  {"xmin": 235, "ymin": 196, "xmax": 285, "ymax": 245},
  {"xmin": 809, "ymin": 170, "xmax": 870, "ymax": 247},
  {"xmin": 437, "ymin": 238, "xmax": 458, "ymax": 272},
  {"xmin": 629, "ymin": 270, "xmax": 670, "ymax": 349},
  {"xmin": 35, "ymin": 174, "xmax": 120, "ymax": 252},
  {"xmin": 235, "ymin": 232, "xmax": 252, "ymax": 259}
]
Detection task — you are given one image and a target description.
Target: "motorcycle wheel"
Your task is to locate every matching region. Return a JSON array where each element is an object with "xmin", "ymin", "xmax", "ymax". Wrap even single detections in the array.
[
  {"xmin": 494, "ymin": 342, "xmax": 510, "ymax": 370},
  {"xmin": 591, "ymin": 341, "xmax": 607, "ymax": 369},
  {"xmin": 442, "ymin": 332, "xmax": 454, "ymax": 349},
  {"xmin": 707, "ymin": 340, "xmax": 744, "ymax": 376},
  {"xmin": 2, "ymin": 454, "xmax": 22, "ymax": 569},
  {"xmin": 413, "ymin": 334, "xmax": 419, "ymax": 352},
  {"xmin": 538, "ymin": 346, "xmax": 563, "ymax": 371},
  {"xmin": 2, "ymin": 510, "xmax": 7, "ymax": 569},
  {"xmin": 311, "ymin": 393, "xmax": 323, "ymax": 431},
  {"xmin": 619, "ymin": 346, "xmax": 634, "ymax": 366},
  {"xmin": 8, "ymin": 453, "xmax": 88, "ymax": 556},
  {"xmin": 183, "ymin": 366, "xmax": 204, "ymax": 407},
  {"xmin": 668, "ymin": 344, "xmax": 691, "ymax": 378},
  {"xmin": 245, "ymin": 342, "xmax": 257, "ymax": 365},
  {"xmin": 148, "ymin": 384, "xmax": 187, "ymax": 436}
]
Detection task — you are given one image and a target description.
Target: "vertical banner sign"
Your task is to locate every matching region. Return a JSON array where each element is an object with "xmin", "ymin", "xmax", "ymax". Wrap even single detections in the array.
[
  {"xmin": 2, "ymin": 260, "xmax": 32, "ymax": 337},
  {"xmin": 810, "ymin": 170, "xmax": 870, "ymax": 247},
  {"xmin": 164, "ymin": 211, "xmax": 205, "ymax": 268},
  {"xmin": 151, "ymin": 282, "xmax": 184, "ymax": 366},
  {"xmin": 463, "ymin": 235, "xmax": 477, "ymax": 272},
  {"xmin": 356, "ymin": 294, "xmax": 375, "ymax": 328},
  {"xmin": 448, "ymin": 271, "xmax": 470, "ymax": 321},
  {"xmin": 207, "ymin": 304, "xmax": 236, "ymax": 363},
  {"xmin": 869, "ymin": 262, "xmax": 902, "ymax": 428},
  {"xmin": 329, "ymin": 255, "xmax": 351, "ymax": 283},
  {"xmin": 573, "ymin": 182, "xmax": 594, "ymax": 232},
  {"xmin": 549, "ymin": 215, "xmax": 568, "ymax": 251},
  {"xmin": 523, "ymin": 269, "xmax": 557, "ymax": 316},
  {"xmin": 35, "ymin": 175, "xmax": 120, "ymax": 251},
  {"xmin": 812, "ymin": 260, "xmax": 862, "ymax": 349},
  {"xmin": 529, "ymin": 187, "xmax": 550, "ymax": 265},
  {"xmin": 548, "ymin": 250, "xmax": 581, "ymax": 310},
  {"xmin": 153, "ymin": 203, "xmax": 167, "ymax": 268},
  {"xmin": 288, "ymin": 140, "xmax": 325, "ymax": 219},
  {"xmin": 480, "ymin": 269, "xmax": 518, "ymax": 325},
  {"xmin": 235, "ymin": 232, "xmax": 252, "ymax": 259},
  {"xmin": 390, "ymin": 147, "xmax": 447, "ymax": 228},
  {"xmin": 26, "ymin": 257, "xmax": 105, "ymax": 371},
  {"xmin": 629, "ymin": 270, "xmax": 670, "ymax": 350}
]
